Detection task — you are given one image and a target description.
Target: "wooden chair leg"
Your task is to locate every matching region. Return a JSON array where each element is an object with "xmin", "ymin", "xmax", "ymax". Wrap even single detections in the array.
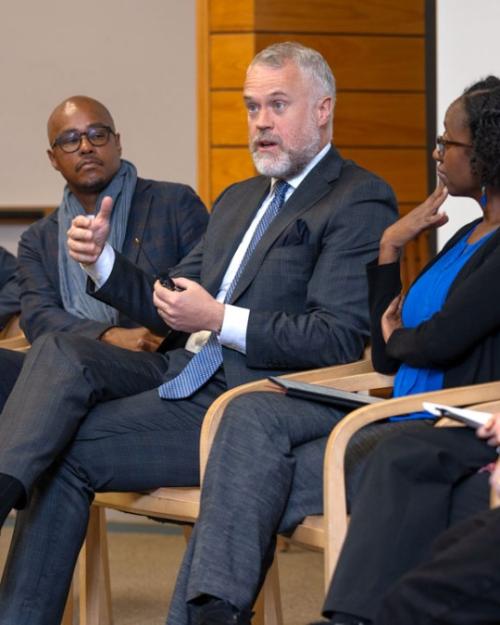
[
  {"xmin": 253, "ymin": 557, "xmax": 283, "ymax": 625},
  {"xmin": 79, "ymin": 505, "xmax": 113, "ymax": 625},
  {"xmin": 182, "ymin": 524, "xmax": 193, "ymax": 543}
]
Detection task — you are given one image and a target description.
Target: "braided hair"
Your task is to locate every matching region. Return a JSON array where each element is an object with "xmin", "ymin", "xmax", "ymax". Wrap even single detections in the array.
[{"xmin": 462, "ymin": 76, "xmax": 500, "ymax": 189}]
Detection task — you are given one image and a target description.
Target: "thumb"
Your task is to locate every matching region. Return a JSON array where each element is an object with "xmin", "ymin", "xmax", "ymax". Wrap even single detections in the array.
[{"xmin": 96, "ymin": 195, "xmax": 113, "ymax": 225}]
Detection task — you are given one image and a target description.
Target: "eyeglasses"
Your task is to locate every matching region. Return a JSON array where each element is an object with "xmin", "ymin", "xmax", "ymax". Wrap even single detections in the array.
[
  {"xmin": 436, "ymin": 135, "xmax": 472, "ymax": 157},
  {"xmin": 51, "ymin": 124, "xmax": 115, "ymax": 153}
]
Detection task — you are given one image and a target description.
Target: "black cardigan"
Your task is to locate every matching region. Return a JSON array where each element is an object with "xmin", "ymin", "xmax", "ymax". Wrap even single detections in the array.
[{"xmin": 368, "ymin": 218, "xmax": 500, "ymax": 389}]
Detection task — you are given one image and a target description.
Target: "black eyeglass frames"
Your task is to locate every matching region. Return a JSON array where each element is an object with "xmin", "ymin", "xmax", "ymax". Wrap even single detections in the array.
[{"xmin": 51, "ymin": 124, "xmax": 115, "ymax": 153}]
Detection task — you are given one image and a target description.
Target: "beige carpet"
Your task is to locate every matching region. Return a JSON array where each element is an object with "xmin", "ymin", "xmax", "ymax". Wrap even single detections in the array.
[{"xmin": 0, "ymin": 518, "xmax": 324, "ymax": 625}]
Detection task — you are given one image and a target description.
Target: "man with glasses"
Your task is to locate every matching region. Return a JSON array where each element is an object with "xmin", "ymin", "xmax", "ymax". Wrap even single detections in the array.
[
  {"xmin": 21, "ymin": 95, "xmax": 208, "ymax": 349},
  {"xmin": 0, "ymin": 96, "xmax": 208, "ymax": 399}
]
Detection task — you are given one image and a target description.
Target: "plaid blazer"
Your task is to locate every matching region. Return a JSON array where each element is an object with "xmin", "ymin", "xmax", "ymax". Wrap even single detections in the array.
[{"xmin": 18, "ymin": 177, "xmax": 208, "ymax": 342}]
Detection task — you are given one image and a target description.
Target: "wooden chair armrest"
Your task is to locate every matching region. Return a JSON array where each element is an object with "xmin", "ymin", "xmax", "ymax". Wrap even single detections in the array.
[
  {"xmin": 0, "ymin": 314, "xmax": 21, "ymax": 340},
  {"xmin": 323, "ymin": 380, "xmax": 500, "ymax": 581},
  {"xmin": 199, "ymin": 358, "xmax": 378, "ymax": 481},
  {"xmin": 0, "ymin": 335, "xmax": 29, "ymax": 351}
]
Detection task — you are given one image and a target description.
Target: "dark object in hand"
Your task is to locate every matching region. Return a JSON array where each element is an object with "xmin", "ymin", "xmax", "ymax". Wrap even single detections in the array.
[{"xmin": 159, "ymin": 275, "xmax": 185, "ymax": 292}]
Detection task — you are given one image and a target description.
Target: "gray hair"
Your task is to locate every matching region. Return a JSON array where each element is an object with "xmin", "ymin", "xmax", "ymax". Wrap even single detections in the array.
[{"xmin": 248, "ymin": 41, "xmax": 336, "ymax": 104}]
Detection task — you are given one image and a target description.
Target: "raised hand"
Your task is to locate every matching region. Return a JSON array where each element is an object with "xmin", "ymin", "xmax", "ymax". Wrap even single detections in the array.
[
  {"xmin": 67, "ymin": 195, "xmax": 113, "ymax": 265},
  {"xmin": 379, "ymin": 184, "xmax": 449, "ymax": 264}
]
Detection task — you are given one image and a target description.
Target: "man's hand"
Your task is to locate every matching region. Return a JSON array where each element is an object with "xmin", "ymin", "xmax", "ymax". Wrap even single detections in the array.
[
  {"xmin": 153, "ymin": 278, "xmax": 225, "ymax": 334},
  {"xmin": 381, "ymin": 293, "xmax": 403, "ymax": 343},
  {"xmin": 67, "ymin": 196, "xmax": 113, "ymax": 265},
  {"xmin": 100, "ymin": 326, "xmax": 164, "ymax": 352},
  {"xmin": 379, "ymin": 185, "xmax": 449, "ymax": 264}
]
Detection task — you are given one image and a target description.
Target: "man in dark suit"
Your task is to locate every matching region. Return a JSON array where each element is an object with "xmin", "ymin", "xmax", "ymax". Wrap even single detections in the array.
[
  {"xmin": 0, "ymin": 43, "xmax": 397, "ymax": 624},
  {"xmin": 0, "ymin": 247, "xmax": 20, "ymax": 330},
  {"xmin": 0, "ymin": 95, "xmax": 208, "ymax": 403},
  {"xmin": 20, "ymin": 95, "xmax": 208, "ymax": 346}
]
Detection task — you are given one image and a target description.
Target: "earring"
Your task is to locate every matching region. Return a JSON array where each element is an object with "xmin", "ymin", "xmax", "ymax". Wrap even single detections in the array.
[{"xmin": 480, "ymin": 184, "xmax": 488, "ymax": 208}]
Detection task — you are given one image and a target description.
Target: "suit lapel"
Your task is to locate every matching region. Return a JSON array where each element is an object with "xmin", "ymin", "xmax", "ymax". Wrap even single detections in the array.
[
  {"xmin": 229, "ymin": 146, "xmax": 343, "ymax": 303},
  {"xmin": 122, "ymin": 178, "xmax": 153, "ymax": 267},
  {"xmin": 204, "ymin": 178, "xmax": 271, "ymax": 295}
]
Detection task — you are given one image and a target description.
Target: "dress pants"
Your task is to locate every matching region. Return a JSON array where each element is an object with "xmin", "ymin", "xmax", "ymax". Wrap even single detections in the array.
[
  {"xmin": 376, "ymin": 507, "xmax": 500, "ymax": 625},
  {"xmin": 0, "ymin": 348, "xmax": 24, "ymax": 409},
  {"xmin": 324, "ymin": 426, "xmax": 496, "ymax": 622},
  {"xmin": 166, "ymin": 392, "xmax": 430, "ymax": 625},
  {"xmin": 0, "ymin": 332, "xmax": 227, "ymax": 625}
]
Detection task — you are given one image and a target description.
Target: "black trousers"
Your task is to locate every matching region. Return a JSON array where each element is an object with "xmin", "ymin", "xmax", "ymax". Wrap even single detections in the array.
[
  {"xmin": 376, "ymin": 507, "xmax": 500, "ymax": 625},
  {"xmin": 0, "ymin": 348, "xmax": 24, "ymax": 409},
  {"xmin": 323, "ymin": 426, "xmax": 496, "ymax": 621}
]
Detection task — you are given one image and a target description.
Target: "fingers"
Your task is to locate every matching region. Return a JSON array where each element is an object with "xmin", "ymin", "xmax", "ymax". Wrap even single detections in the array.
[
  {"xmin": 385, "ymin": 293, "xmax": 402, "ymax": 316},
  {"xmin": 97, "ymin": 196, "xmax": 113, "ymax": 224}
]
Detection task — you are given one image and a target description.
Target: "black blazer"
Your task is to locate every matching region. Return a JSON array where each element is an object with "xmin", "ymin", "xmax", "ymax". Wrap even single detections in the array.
[
  {"xmin": 0, "ymin": 247, "xmax": 21, "ymax": 329},
  {"xmin": 368, "ymin": 218, "xmax": 500, "ymax": 388},
  {"xmin": 93, "ymin": 147, "xmax": 398, "ymax": 389},
  {"xmin": 18, "ymin": 177, "xmax": 208, "ymax": 342}
]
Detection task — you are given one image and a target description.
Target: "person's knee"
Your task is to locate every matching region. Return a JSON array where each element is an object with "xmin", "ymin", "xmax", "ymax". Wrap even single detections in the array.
[
  {"xmin": 363, "ymin": 431, "xmax": 446, "ymax": 485},
  {"xmin": 220, "ymin": 391, "xmax": 289, "ymax": 439}
]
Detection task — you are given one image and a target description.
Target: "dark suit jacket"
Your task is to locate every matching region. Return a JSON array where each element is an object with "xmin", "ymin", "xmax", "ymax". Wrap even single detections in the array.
[
  {"xmin": 93, "ymin": 147, "xmax": 398, "ymax": 389},
  {"xmin": 368, "ymin": 217, "xmax": 500, "ymax": 388},
  {"xmin": 18, "ymin": 177, "xmax": 208, "ymax": 342},
  {"xmin": 0, "ymin": 247, "xmax": 21, "ymax": 329}
]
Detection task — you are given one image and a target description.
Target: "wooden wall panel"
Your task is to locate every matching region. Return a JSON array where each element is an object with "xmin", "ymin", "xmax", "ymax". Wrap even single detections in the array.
[
  {"xmin": 334, "ymin": 93, "xmax": 426, "ymax": 146},
  {"xmin": 211, "ymin": 34, "xmax": 255, "ymax": 89},
  {"xmin": 210, "ymin": 0, "xmax": 255, "ymax": 31},
  {"xmin": 342, "ymin": 148, "xmax": 427, "ymax": 203},
  {"xmin": 254, "ymin": 0, "xmax": 425, "ymax": 35},
  {"xmin": 211, "ymin": 148, "xmax": 255, "ymax": 202}
]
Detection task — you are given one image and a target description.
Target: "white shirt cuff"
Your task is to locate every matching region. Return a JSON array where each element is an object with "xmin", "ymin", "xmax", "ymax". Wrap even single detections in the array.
[
  {"xmin": 219, "ymin": 304, "xmax": 249, "ymax": 354},
  {"xmin": 81, "ymin": 243, "xmax": 116, "ymax": 288}
]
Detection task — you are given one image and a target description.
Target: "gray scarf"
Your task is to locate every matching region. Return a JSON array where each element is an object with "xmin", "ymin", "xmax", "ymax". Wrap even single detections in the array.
[{"xmin": 57, "ymin": 159, "xmax": 137, "ymax": 324}]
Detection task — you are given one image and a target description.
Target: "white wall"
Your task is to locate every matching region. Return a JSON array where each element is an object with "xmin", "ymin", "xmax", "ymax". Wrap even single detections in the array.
[
  {"xmin": 0, "ymin": 0, "xmax": 196, "ymax": 252},
  {"xmin": 436, "ymin": 0, "xmax": 500, "ymax": 248}
]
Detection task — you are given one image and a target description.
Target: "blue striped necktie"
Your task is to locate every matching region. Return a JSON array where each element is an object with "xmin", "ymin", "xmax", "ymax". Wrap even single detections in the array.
[{"xmin": 158, "ymin": 179, "xmax": 290, "ymax": 399}]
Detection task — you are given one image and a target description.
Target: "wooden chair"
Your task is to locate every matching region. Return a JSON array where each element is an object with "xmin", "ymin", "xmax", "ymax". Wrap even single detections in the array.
[
  {"xmin": 77, "ymin": 370, "xmax": 500, "ymax": 625},
  {"xmin": 0, "ymin": 314, "xmax": 29, "ymax": 351}
]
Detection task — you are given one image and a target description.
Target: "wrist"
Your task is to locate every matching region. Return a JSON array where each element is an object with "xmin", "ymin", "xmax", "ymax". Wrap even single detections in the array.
[
  {"xmin": 211, "ymin": 302, "xmax": 225, "ymax": 334},
  {"xmin": 378, "ymin": 238, "xmax": 401, "ymax": 264}
]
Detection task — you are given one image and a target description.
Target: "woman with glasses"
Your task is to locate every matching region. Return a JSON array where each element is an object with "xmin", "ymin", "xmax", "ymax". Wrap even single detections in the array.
[{"xmin": 318, "ymin": 75, "xmax": 500, "ymax": 625}]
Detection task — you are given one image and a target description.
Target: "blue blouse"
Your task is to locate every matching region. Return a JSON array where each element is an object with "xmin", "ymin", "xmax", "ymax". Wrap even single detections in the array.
[{"xmin": 392, "ymin": 226, "xmax": 495, "ymax": 420}]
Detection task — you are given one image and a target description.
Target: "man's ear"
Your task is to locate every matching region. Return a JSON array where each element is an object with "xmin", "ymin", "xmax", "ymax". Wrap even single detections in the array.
[
  {"xmin": 47, "ymin": 149, "xmax": 61, "ymax": 172},
  {"xmin": 317, "ymin": 96, "xmax": 333, "ymax": 127},
  {"xmin": 115, "ymin": 133, "xmax": 122, "ymax": 156}
]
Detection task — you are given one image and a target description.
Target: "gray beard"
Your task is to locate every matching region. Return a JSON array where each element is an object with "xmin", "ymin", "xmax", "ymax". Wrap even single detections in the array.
[{"xmin": 251, "ymin": 136, "xmax": 322, "ymax": 179}]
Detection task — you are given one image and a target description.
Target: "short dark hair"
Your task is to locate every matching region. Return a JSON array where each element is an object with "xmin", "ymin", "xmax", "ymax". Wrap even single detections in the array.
[{"xmin": 462, "ymin": 75, "xmax": 500, "ymax": 189}]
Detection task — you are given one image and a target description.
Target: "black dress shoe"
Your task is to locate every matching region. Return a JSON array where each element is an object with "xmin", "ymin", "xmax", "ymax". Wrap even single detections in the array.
[{"xmin": 193, "ymin": 598, "xmax": 253, "ymax": 625}]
